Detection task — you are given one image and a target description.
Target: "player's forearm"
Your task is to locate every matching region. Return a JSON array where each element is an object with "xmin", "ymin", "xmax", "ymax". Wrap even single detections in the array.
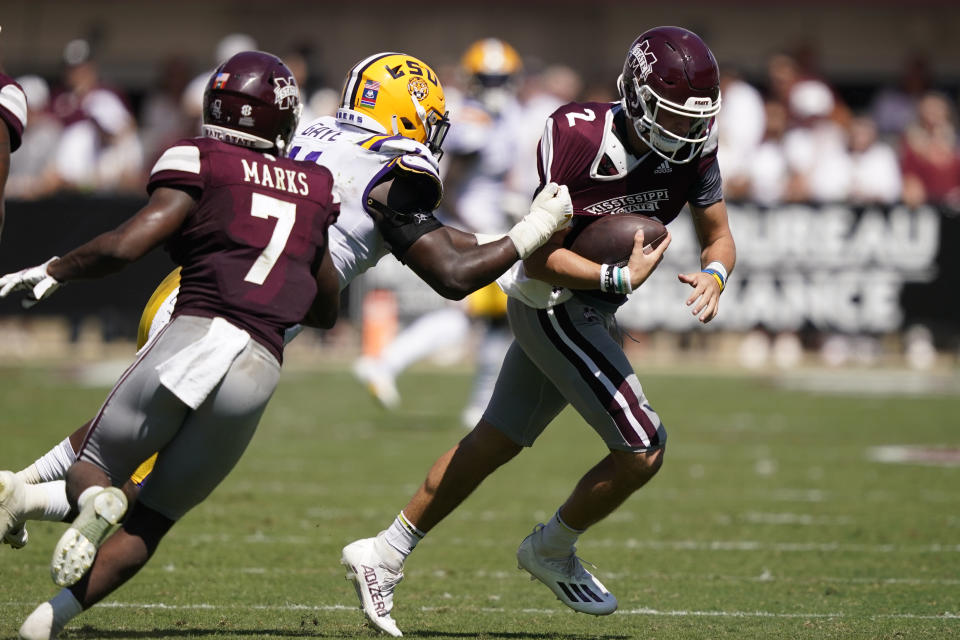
[
  {"xmin": 524, "ymin": 247, "xmax": 603, "ymax": 290},
  {"xmin": 405, "ymin": 227, "xmax": 519, "ymax": 299},
  {"xmin": 47, "ymin": 231, "xmax": 140, "ymax": 282},
  {"xmin": 699, "ymin": 233, "xmax": 736, "ymax": 275},
  {"xmin": 433, "ymin": 238, "xmax": 519, "ymax": 299}
]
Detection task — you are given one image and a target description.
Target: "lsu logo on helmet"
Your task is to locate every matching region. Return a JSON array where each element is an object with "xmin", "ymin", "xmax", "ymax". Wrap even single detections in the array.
[
  {"xmin": 337, "ymin": 52, "xmax": 450, "ymax": 157},
  {"xmin": 407, "ymin": 76, "xmax": 430, "ymax": 102}
]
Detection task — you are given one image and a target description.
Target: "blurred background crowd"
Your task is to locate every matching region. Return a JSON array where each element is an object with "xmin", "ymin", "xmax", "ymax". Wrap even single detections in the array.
[
  {"xmin": 1, "ymin": 0, "xmax": 959, "ymax": 377},
  {"xmin": 5, "ymin": 34, "xmax": 960, "ymax": 210}
]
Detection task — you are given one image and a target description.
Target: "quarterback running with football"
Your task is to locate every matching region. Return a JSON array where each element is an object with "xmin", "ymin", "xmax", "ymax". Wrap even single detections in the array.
[{"xmin": 341, "ymin": 26, "xmax": 736, "ymax": 636}]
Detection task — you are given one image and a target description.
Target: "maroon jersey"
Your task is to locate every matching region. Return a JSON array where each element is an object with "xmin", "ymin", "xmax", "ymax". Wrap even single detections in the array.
[
  {"xmin": 148, "ymin": 137, "xmax": 340, "ymax": 361},
  {"xmin": 538, "ymin": 101, "xmax": 723, "ymax": 306},
  {"xmin": 0, "ymin": 73, "xmax": 27, "ymax": 151}
]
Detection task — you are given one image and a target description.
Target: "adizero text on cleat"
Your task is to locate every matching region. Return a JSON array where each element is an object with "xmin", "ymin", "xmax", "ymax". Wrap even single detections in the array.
[{"xmin": 341, "ymin": 536, "xmax": 404, "ymax": 637}]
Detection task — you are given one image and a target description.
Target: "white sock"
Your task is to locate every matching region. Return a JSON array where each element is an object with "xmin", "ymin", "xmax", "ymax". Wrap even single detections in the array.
[
  {"xmin": 22, "ymin": 481, "xmax": 72, "ymax": 522},
  {"xmin": 17, "ymin": 438, "xmax": 77, "ymax": 484},
  {"xmin": 50, "ymin": 588, "xmax": 83, "ymax": 628},
  {"xmin": 538, "ymin": 510, "xmax": 584, "ymax": 556},
  {"xmin": 381, "ymin": 511, "xmax": 425, "ymax": 560},
  {"xmin": 18, "ymin": 589, "xmax": 82, "ymax": 639},
  {"xmin": 77, "ymin": 485, "xmax": 104, "ymax": 511}
]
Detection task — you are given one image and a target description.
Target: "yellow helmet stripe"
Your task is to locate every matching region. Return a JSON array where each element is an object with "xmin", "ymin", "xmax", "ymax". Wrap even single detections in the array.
[{"xmin": 341, "ymin": 52, "xmax": 400, "ymax": 110}]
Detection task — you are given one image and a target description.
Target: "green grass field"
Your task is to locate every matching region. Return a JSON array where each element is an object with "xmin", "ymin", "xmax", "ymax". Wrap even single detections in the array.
[{"xmin": 1, "ymin": 362, "xmax": 958, "ymax": 639}]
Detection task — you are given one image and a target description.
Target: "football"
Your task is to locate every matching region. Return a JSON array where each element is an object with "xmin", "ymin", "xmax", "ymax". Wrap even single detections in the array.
[{"xmin": 569, "ymin": 214, "xmax": 668, "ymax": 266}]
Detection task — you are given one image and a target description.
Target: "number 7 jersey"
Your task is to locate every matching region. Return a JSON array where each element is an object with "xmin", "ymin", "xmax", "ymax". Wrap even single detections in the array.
[{"xmin": 148, "ymin": 137, "xmax": 340, "ymax": 362}]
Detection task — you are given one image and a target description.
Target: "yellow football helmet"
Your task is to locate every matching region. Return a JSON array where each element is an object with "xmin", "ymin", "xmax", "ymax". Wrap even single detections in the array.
[
  {"xmin": 460, "ymin": 39, "xmax": 522, "ymax": 114},
  {"xmin": 461, "ymin": 38, "xmax": 522, "ymax": 87},
  {"xmin": 338, "ymin": 52, "xmax": 450, "ymax": 156}
]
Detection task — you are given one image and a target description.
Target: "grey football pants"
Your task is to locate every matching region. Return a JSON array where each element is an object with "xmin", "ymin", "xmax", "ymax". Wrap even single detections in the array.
[
  {"xmin": 78, "ymin": 315, "xmax": 281, "ymax": 520},
  {"xmin": 484, "ymin": 297, "xmax": 666, "ymax": 452}
]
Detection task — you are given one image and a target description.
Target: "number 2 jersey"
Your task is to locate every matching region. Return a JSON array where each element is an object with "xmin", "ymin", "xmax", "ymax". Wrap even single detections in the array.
[
  {"xmin": 148, "ymin": 137, "xmax": 340, "ymax": 362},
  {"xmin": 500, "ymin": 101, "xmax": 724, "ymax": 309}
]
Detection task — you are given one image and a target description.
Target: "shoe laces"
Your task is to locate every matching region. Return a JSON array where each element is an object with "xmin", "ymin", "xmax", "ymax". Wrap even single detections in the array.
[
  {"xmin": 377, "ymin": 563, "xmax": 404, "ymax": 594},
  {"xmin": 538, "ymin": 545, "xmax": 598, "ymax": 581}
]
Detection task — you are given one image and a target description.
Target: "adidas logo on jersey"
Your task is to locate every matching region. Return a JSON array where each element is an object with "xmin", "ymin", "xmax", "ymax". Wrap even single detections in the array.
[{"xmin": 654, "ymin": 160, "xmax": 672, "ymax": 174}]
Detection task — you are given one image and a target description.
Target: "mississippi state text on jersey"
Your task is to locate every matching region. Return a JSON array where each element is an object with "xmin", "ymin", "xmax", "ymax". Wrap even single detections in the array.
[{"xmin": 148, "ymin": 137, "xmax": 340, "ymax": 362}]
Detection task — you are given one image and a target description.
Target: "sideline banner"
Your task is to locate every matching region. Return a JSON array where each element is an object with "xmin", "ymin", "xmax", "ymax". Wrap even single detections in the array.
[{"xmin": 618, "ymin": 203, "xmax": 957, "ymax": 336}]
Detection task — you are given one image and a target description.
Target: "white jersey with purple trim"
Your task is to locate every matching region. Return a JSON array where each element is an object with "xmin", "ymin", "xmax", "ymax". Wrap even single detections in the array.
[{"xmin": 287, "ymin": 115, "xmax": 442, "ymax": 288}]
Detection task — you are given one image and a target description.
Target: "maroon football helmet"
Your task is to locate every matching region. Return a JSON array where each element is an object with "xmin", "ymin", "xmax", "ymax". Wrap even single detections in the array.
[
  {"xmin": 618, "ymin": 26, "xmax": 721, "ymax": 164},
  {"xmin": 202, "ymin": 51, "xmax": 301, "ymax": 154}
]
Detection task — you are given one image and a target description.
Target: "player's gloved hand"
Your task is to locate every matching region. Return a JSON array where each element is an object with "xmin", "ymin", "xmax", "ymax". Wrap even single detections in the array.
[
  {"xmin": 0, "ymin": 257, "xmax": 62, "ymax": 308},
  {"xmin": 508, "ymin": 182, "xmax": 573, "ymax": 259}
]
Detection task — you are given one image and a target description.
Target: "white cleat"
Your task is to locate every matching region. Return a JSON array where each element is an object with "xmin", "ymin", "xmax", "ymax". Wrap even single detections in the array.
[
  {"xmin": 0, "ymin": 470, "xmax": 27, "ymax": 541},
  {"xmin": 516, "ymin": 523, "xmax": 618, "ymax": 615},
  {"xmin": 352, "ymin": 357, "xmax": 400, "ymax": 410},
  {"xmin": 50, "ymin": 487, "xmax": 127, "ymax": 587},
  {"xmin": 341, "ymin": 535, "xmax": 404, "ymax": 637},
  {"xmin": 19, "ymin": 602, "xmax": 61, "ymax": 640}
]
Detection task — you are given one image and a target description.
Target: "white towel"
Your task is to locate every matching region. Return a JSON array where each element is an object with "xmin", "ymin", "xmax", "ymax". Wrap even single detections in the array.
[
  {"xmin": 156, "ymin": 317, "xmax": 251, "ymax": 409},
  {"xmin": 496, "ymin": 262, "xmax": 572, "ymax": 309}
]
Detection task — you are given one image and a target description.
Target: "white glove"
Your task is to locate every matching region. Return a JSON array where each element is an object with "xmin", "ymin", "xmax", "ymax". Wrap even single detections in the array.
[
  {"xmin": 507, "ymin": 182, "xmax": 573, "ymax": 259},
  {"xmin": 0, "ymin": 257, "xmax": 62, "ymax": 308}
]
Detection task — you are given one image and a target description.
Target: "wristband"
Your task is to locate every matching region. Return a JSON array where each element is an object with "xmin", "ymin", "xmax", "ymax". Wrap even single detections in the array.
[
  {"xmin": 701, "ymin": 262, "xmax": 726, "ymax": 292},
  {"xmin": 615, "ymin": 265, "xmax": 633, "ymax": 294},
  {"xmin": 704, "ymin": 261, "xmax": 727, "ymax": 282},
  {"xmin": 600, "ymin": 264, "xmax": 612, "ymax": 293},
  {"xmin": 600, "ymin": 264, "xmax": 633, "ymax": 295}
]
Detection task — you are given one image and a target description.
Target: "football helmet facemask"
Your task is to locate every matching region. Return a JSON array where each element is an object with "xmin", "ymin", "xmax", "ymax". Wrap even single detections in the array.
[
  {"xmin": 337, "ymin": 52, "xmax": 450, "ymax": 158},
  {"xmin": 461, "ymin": 38, "xmax": 522, "ymax": 114},
  {"xmin": 617, "ymin": 26, "xmax": 721, "ymax": 164},
  {"xmin": 201, "ymin": 51, "xmax": 302, "ymax": 154}
]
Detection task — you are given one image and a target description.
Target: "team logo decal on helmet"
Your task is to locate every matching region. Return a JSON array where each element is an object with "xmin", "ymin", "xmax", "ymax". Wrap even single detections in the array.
[
  {"xmin": 629, "ymin": 41, "xmax": 657, "ymax": 81},
  {"xmin": 273, "ymin": 76, "xmax": 298, "ymax": 110},
  {"xmin": 408, "ymin": 76, "xmax": 429, "ymax": 102}
]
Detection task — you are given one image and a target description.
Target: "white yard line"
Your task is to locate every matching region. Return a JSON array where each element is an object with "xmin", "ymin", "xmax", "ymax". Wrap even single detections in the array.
[{"xmin": 3, "ymin": 601, "xmax": 957, "ymax": 620}]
